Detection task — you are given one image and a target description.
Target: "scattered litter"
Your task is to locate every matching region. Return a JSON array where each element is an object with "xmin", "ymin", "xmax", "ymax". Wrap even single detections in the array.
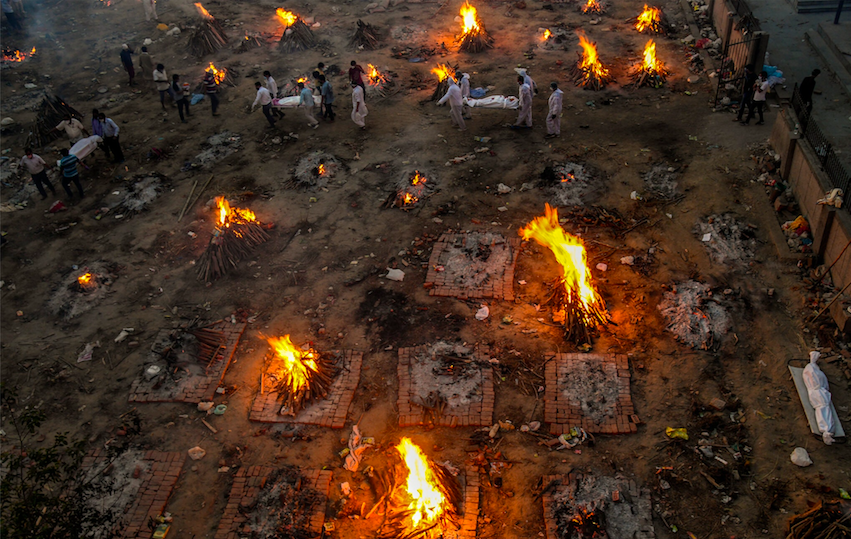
[
  {"xmin": 187, "ymin": 446, "xmax": 207, "ymax": 460},
  {"xmin": 475, "ymin": 305, "xmax": 490, "ymax": 320},
  {"xmin": 77, "ymin": 341, "xmax": 100, "ymax": 363},
  {"xmin": 620, "ymin": 256, "xmax": 634, "ymax": 266},
  {"xmin": 665, "ymin": 427, "xmax": 688, "ymax": 440},
  {"xmin": 790, "ymin": 447, "xmax": 812, "ymax": 467},
  {"xmin": 343, "ymin": 425, "xmax": 374, "ymax": 472},
  {"xmin": 385, "ymin": 268, "xmax": 405, "ymax": 281},
  {"xmin": 114, "ymin": 328, "xmax": 134, "ymax": 343},
  {"xmin": 657, "ymin": 280, "xmax": 731, "ymax": 349},
  {"xmin": 694, "ymin": 214, "xmax": 757, "ymax": 265}
]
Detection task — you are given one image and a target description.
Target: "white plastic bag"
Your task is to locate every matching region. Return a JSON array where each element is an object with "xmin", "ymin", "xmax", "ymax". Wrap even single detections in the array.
[
  {"xmin": 803, "ymin": 351, "xmax": 836, "ymax": 445},
  {"xmin": 790, "ymin": 447, "xmax": 812, "ymax": 467}
]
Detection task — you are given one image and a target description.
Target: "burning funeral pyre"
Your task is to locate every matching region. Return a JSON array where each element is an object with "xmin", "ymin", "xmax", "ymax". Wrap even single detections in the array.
[
  {"xmin": 290, "ymin": 152, "xmax": 341, "ymax": 190},
  {"xmin": 629, "ymin": 39, "xmax": 669, "ymax": 88},
  {"xmin": 277, "ymin": 8, "xmax": 316, "ymax": 53},
  {"xmin": 581, "ymin": 0, "xmax": 606, "ymax": 14},
  {"xmin": 457, "ymin": 1, "xmax": 493, "ymax": 53},
  {"xmin": 629, "ymin": 4, "xmax": 669, "ymax": 35},
  {"xmin": 520, "ymin": 205, "xmax": 608, "ymax": 344},
  {"xmin": 2, "ymin": 46, "xmax": 36, "ymax": 64},
  {"xmin": 189, "ymin": 3, "xmax": 229, "ymax": 57},
  {"xmin": 76, "ymin": 272, "xmax": 98, "ymax": 292},
  {"xmin": 196, "ymin": 197, "xmax": 271, "ymax": 281},
  {"xmin": 236, "ymin": 34, "xmax": 263, "ymax": 53},
  {"xmin": 26, "ymin": 90, "xmax": 82, "ymax": 148},
  {"xmin": 365, "ymin": 63, "xmax": 394, "ymax": 98},
  {"xmin": 350, "ymin": 19, "xmax": 382, "ymax": 50},
  {"xmin": 262, "ymin": 335, "xmax": 338, "ymax": 416},
  {"xmin": 570, "ymin": 34, "xmax": 613, "ymax": 90},
  {"xmin": 538, "ymin": 27, "xmax": 574, "ymax": 51},
  {"xmin": 205, "ymin": 61, "xmax": 238, "ymax": 87},
  {"xmin": 385, "ymin": 170, "xmax": 436, "ymax": 209},
  {"xmin": 373, "ymin": 438, "xmax": 462, "ymax": 539},
  {"xmin": 430, "ymin": 63, "xmax": 457, "ymax": 101}
]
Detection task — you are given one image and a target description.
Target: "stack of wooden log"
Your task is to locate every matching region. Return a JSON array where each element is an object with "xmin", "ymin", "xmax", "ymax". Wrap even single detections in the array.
[
  {"xmin": 581, "ymin": 0, "xmax": 607, "ymax": 13},
  {"xmin": 570, "ymin": 58, "xmax": 614, "ymax": 91},
  {"xmin": 627, "ymin": 8, "xmax": 671, "ymax": 35},
  {"xmin": 545, "ymin": 279, "xmax": 609, "ymax": 344},
  {"xmin": 26, "ymin": 91, "xmax": 81, "ymax": 148},
  {"xmin": 236, "ymin": 35, "xmax": 263, "ymax": 53},
  {"xmin": 350, "ymin": 19, "xmax": 381, "ymax": 50},
  {"xmin": 279, "ymin": 18, "xmax": 316, "ymax": 53},
  {"xmin": 189, "ymin": 19, "xmax": 229, "ymax": 57},
  {"xmin": 629, "ymin": 60, "xmax": 669, "ymax": 88},
  {"xmin": 264, "ymin": 350, "xmax": 337, "ymax": 416},
  {"xmin": 188, "ymin": 327, "xmax": 226, "ymax": 366},
  {"xmin": 786, "ymin": 501, "xmax": 851, "ymax": 539},
  {"xmin": 196, "ymin": 207, "xmax": 270, "ymax": 282},
  {"xmin": 458, "ymin": 26, "xmax": 494, "ymax": 53}
]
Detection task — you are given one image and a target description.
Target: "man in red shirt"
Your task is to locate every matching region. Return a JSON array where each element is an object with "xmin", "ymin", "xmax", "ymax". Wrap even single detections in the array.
[{"xmin": 349, "ymin": 61, "xmax": 366, "ymax": 92}]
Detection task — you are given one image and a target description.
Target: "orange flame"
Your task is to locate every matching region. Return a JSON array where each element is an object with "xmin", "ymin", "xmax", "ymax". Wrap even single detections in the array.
[
  {"xmin": 3, "ymin": 47, "xmax": 36, "ymax": 62},
  {"xmin": 641, "ymin": 39, "xmax": 660, "ymax": 71},
  {"xmin": 366, "ymin": 64, "xmax": 387, "ymax": 86},
  {"xmin": 296, "ymin": 76, "xmax": 308, "ymax": 84},
  {"xmin": 635, "ymin": 4, "xmax": 662, "ymax": 32},
  {"xmin": 411, "ymin": 171, "xmax": 425, "ymax": 186},
  {"xmin": 560, "ymin": 172, "xmax": 576, "ymax": 183},
  {"xmin": 215, "ymin": 197, "xmax": 257, "ymax": 228},
  {"xmin": 577, "ymin": 34, "xmax": 610, "ymax": 81},
  {"xmin": 194, "ymin": 2, "xmax": 213, "ymax": 20},
  {"xmin": 276, "ymin": 7, "xmax": 297, "ymax": 26},
  {"xmin": 431, "ymin": 64, "xmax": 456, "ymax": 82},
  {"xmin": 206, "ymin": 62, "xmax": 226, "ymax": 84},
  {"xmin": 541, "ymin": 29, "xmax": 552, "ymax": 41},
  {"xmin": 402, "ymin": 193, "xmax": 417, "ymax": 205},
  {"xmin": 396, "ymin": 438, "xmax": 447, "ymax": 529},
  {"xmin": 582, "ymin": 0, "xmax": 603, "ymax": 12},
  {"xmin": 77, "ymin": 273, "xmax": 94, "ymax": 286},
  {"xmin": 459, "ymin": 1, "xmax": 482, "ymax": 36},
  {"xmin": 519, "ymin": 204, "xmax": 605, "ymax": 324},
  {"xmin": 266, "ymin": 335, "xmax": 319, "ymax": 394},
  {"xmin": 317, "ymin": 164, "xmax": 326, "ymax": 175}
]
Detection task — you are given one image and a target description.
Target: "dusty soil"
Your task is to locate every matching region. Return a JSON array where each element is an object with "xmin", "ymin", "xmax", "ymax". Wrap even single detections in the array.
[{"xmin": 2, "ymin": 0, "xmax": 851, "ymax": 538}]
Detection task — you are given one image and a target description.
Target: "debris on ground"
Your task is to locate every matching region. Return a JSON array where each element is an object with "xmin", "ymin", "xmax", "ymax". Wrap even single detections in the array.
[
  {"xmin": 694, "ymin": 213, "xmax": 757, "ymax": 266},
  {"xmin": 657, "ymin": 280, "xmax": 732, "ymax": 349}
]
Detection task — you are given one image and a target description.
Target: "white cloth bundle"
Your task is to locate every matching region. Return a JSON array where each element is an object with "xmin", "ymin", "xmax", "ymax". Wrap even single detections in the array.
[
  {"xmin": 69, "ymin": 135, "xmax": 103, "ymax": 160},
  {"xmin": 803, "ymin": 351, "xmax": 836, "ymax": 445},
  {"xmin": 463, "ymin": 95, "xmax": 519, "ymax": 110},
  {"xmin": 271, "ymin": 95, "xmax": 321, "ymax": 108}
]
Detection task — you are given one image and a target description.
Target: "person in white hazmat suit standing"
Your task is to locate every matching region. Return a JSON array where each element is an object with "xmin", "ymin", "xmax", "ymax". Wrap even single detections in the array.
[
  {"xmin": 546, "ymin": 82, "xmax": 563, "ymax": 138},
  {"xmin": 437, "ymin": 77, "xmax": 466, "ymax": 131},
  {"xmin": 459, "ymin": 72, "xmax": 472, "ymax": 120},
  {"xmin": 512, "ymin": 75, "xmax": 533, "ymax": 128},
  {"xmin": 351, "ymin": 82, "xmax": 368, "ymax": 129}
]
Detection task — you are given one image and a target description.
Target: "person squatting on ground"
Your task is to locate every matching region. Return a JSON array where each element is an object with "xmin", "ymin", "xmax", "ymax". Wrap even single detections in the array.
[
  {"xmin": 799, "ymin": 68, "xmax": 820, "ymax": 114},
  {"xmin": 735, "ymin": 64, "xmax": 756, "ymax": 123},
  {"xmin": 153, "ymin": 64, "xmax": 175, "ymax": 110},
  {"xmin": 138, "ymin": 46, "xmax": 154, "ymax": 86},
  {"xmin": 252, "ymin": 81, "xmax": 276, "ymax": 128},
  {"xmin": 58, "ymin": 149, "xmax": 84, "ymax": 198},
  {"xmin": 512, "ymin": 75, "xmax": 533, "ymax": 128},
  {"xmin": 172, "ymin": 74, "xmax": 191, "ymax": 123},
  {"xmin": 546, "ymin": 82, "xmax": 563, "ymax": 138},
  {"xmin": 437, "ymin": 77, "xmax": 466, "ymax": 131},
  {"xmin": 20, "ymin": 148, "xmax": 56, "ymax": 200},
  {"xmin": 204, "ymin": 69, "xmax": 220, "ymax": 116},
  {"xmin": 351, "ymin": 82, "xmax": 368, "ymax": 129},
  {"xmin": 264, "ymin": 70, "xmax": 285, "ymax": 120},
  {"xmin": 298, "ymin": 81, "xmax": 319, "ymax": 129},
  {"xmin": 319, "ymin": 74, "xmax": 335, "ymax": 121},
  {"xmin": 98, "ymin": 113, "xmax": 124, "ymax": 163},
  {"xmin": 459, "ymin": 72, "xmax": 472, "ymax": 120},
  {"xmin": 120, "ymin": 44, "xmax": 135, "ymax": 86},
  {"xmin": 743, "ymin": 70, "xmax": 769, "ymax": 125},
  {"xmin": 53, "ymin": 115, "xmax": 88, "ymax": 143}
]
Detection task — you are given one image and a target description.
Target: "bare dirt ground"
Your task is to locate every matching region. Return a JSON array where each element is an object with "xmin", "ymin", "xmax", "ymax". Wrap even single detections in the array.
[{"xmin": 2, "ymin": 0, "xmax": 851, "ymax": 537}]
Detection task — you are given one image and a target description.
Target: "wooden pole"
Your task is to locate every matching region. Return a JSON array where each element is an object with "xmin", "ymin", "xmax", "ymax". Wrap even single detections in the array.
[
  {"xmin": 177, "ymin": 179, "xmax": 199, "ymax": 222},
  {"xmin": 181, "ymin": 175, "xmax": 214, "ymax": 221},
  {"xmin": 810, "ymin": 279, "xmax": 851, "ymax": 322}
]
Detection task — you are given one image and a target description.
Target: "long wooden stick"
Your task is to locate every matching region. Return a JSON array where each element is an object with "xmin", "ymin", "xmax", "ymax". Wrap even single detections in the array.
[
  {"xmin": 811, "ymin": 238, "xmax": 851, "ymax": 288},
  {"xmin": 181, "ymin": 175, "xmax": 213, "ymax": 221},
  {"xmin": 810, "ymin": 279, "xmax": 851, "ymax": 322},
  {"xmin": 177, "ymin": 179, "xmax": 199, "ymax": 222}
]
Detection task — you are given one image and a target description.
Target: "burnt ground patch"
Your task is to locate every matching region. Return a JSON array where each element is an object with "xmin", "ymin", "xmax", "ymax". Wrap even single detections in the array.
[{"xmin": 357, "ymin": 287, "xmax": 462, "ymax": 347}]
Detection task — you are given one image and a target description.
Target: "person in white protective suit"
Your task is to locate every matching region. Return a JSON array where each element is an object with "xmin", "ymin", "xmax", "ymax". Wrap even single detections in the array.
[
  {"xmin": 459, "ymin": 72, "xmax": 472, "ymax": 120},
  {"xmin": 512, "ymin": 75, "xmax": 533, "ymax": 128},
  {"xmin": 803, "ymin": 351, "xmax": 836, "ymax": 445},
  {"xmin": 142, "ymin": 0, "xmax": 157, "ymax": 21},
  {"xmin": 519, "ymin": 68, "xmax": 538, "ymax": 98},
  {"xmin": 351, "ymin": 82, "xmax": 368, "ymax": 129},
  {"xmin": 546, "ymin": 81, "xmax": 564, "ymax": 138},
  {"xmin": 437, "ymin": 77, "xmax": 466, "ymax": 131}
]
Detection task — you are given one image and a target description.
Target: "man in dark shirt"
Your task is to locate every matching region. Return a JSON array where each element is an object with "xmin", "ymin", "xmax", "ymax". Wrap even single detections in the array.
[
  {"xmin": 120, "ymin": 44, "xmax": 135, "ymax": 86},
  {"xmin": 58, "ymin": 149, "xmax": 84, "ymax": 198},
  {"xmin": 735, "ymin": 64, "xmax": 756, "ymax": 123},
  {"xmin": 349, "ymin": 61, "xmax": 366, "ymax": 92},
  {"xmin": 799, "ymin": 69, "xmax": 820, "ymax": 114}
]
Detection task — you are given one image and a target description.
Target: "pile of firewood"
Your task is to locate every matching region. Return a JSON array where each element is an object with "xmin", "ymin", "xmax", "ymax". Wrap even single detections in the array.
[
  {"xmin": 545, "ymin": 279, "xmax": 609, "ymax": 344},
  {"xmin": 786, "ymin": 501, "xmax": 851, "ymax": 539},
  {"xmin": 431, "ymin": 68, "xmax": 457, "ymax": 101},
  {"xmin": 213, "ymin": 66, "xmax": 239, "ymax": 87},
  {"xmin": 629, "ymin": 61, "xmax": 669, "ymax": 88},
  {"xmin": 26, "ymin": 91, "xmax": 81, "ymax": 148},
  {"xmin": 195, "ymin": 216, "xmax": 270, "ymax": 282},
  {"xmin": 581, "ymin": 0, "xmax": 607, "ymax": 13},
  {"xmin": 458, "ymin": 26, "xmax": 493, "ymax": 53},
  {"xmin": 236, "ymin": 35, "xmax": 263, "ymax": 53},
  {"xmin": 279, "ymin": 19, "xmax": 316, "ymax": 53},
  {"xmin": 264, "ymin": 351, "xmax": 338, "ymax": 416},
  {"xmin": 188, "ymin": 327, "xmax": 227, "ymax": 366},
  {"xmin": 627, "ymin": 9, "xmax": 670, "ymax": 35},
  {"xmin": 350, "ymin": 19, "xmax": 381, "ymax": 50},
  {"xmin": 570, "ymin": 60, "xmax": 614, "ymax": 91},
  {"xmin": 189, "ymin": 20, "xmax": 229, "ymax": 57}
]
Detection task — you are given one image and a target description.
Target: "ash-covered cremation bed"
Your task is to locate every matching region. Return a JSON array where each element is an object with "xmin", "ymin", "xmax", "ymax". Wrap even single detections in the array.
[
  {"xmin": 544, "ymin": 353, "xmax": 639, "ymax": 435},
  {"xmin": 288, "ymin": 151, "xmax": 342, "ymax": 190},
  {"xmin": 47, "ymin": 261, "xmax": 117, "ymax": 320},
  {"xmin": 184, "ymin": 131, "xmax": 242, "ymax": 170},
  {"xmin": 642, "ymin": 163, "xmax": 679, "ymax": 200},
  {"xmin": 542, "ymin": 471, "xmax": 655, "ymax": 539},
  {"xmin": 538, "ymin": 27, "xmax": 576, "ymax": 50},
  {"xmin": 424, "ymin": 232, "xmax": 521, "ymax": 300},
  {"xmin": 383, "ymin": 169, "xmax": 437, "ymax": 209},
  {"xmin": 95, "ymin": 173, "xmax": 169, "ymax": 219},
  {"xmin": 214, "ymin": 465, "xmax": 331, "ymax": 539},
  {"xmin": 540, "ymin": 162, "xmax": 604, "ymax": 207},
  {"xmin": 129, "ymin": 320, "xmax": 246, "ymax": 403},
  {"xmin": 81, "ymin": 448, "xmax": 186, "ymax": 539},
  {"xmin": 397, "ymin": 342, "xmax": 494, "ymax": 427},
  {"xmin": 694, "ymin": 213, "xmax": 757, "ymax": 266},
  {"xmin": 250, "ymin": 350, "xmax": 363, "ymax": 428},
  {"xmin": 657, "ymin": 280, "xmax": 732, "ymax": 350}
]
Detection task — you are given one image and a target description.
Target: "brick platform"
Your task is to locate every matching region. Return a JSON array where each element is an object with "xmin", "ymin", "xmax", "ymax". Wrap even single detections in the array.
[
  {"xmin": 397, "ymin": 344, "xmax": 494, "ymax": 427},
  {"xmin": 129, "ymin": 321, "xmax": 246, "ymax": 404},
  {"xmin": 544, "ymin": 353, "xmax": 639, "ymax": 435},
  {"xmin": 249, "ymin": 350, "xmax": 362, "ymax": 428},
  {"xmin": 81, "ymin": 448, "xmax": 186, "ymax": 539},
  {"xmin": 541, "ymin": 472, "xmax": 655, "ymax": 539},
  {"xmin": 214, "ymin": 467, "xmax": 332, "ymax": 539},
  {"xmin": 424, "ymin": 232, "xmax": 521, "ymax": 300},
  {"xmin": 456, "ymin": 471, "xmax": 480, "ymax": 539}
]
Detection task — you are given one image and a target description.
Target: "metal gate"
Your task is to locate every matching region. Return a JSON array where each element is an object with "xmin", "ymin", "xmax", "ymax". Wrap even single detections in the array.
[{"xmin": 713, "ymin": 33, "xmax": 761, "ymax": 106}]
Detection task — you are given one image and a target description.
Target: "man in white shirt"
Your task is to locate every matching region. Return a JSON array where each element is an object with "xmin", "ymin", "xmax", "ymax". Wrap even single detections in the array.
[
  {"xmin": 263, "ymin": 70, "xmax": 285, "ymax": 120},
  {"xmin": 153, "ymin": 64, "xmax": 174, "ymax": 110},
  {"xmin": 437, "ymin": 77, "xmax": 466, "ymax": 131},
  {"xmin": 53, "ymin": 115, "xmax": 88, "ymax": 143},
  {"xmin": 545, "ymin": 82, "xmax": 564, "ymax": 138},
  {"xmin": 743, "ymin": 70, "xmax": 769, "ymax": 125},
  {"xmin": 351, "ymin": 82, "xmax": 368, "ymax": 129},
  {"xmin": 251, "ymin": 81, "xmax": 276, "ymax": 128},
  {"xmin": 512, "ymin": 76, "xmax": 533, "ymax": 128},
  {"xmin": 20, "ymin": 147, "xmax": 56, "ymax": 200},
  {"xmin": 98, "ymin": 113, "xmax": 124, "ymax": 163}
]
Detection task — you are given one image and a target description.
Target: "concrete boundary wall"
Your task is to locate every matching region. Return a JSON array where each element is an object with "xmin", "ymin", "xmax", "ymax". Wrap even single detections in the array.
[{"xmin": 770, "ymin": 108, "xmax": 851, "ymax": 288}]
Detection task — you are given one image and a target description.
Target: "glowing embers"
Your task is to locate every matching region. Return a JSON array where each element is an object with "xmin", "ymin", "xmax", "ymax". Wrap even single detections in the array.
[
  {"xmin": 424, "ymin": 232, "xmax": 521, "ymax": 300},
  {"xmin": 205, "ymin": 62, "xmax": 237, "ymax": 86},
  {"xmin": 76, "ymin": 272, "xmax": 97, "ymax": 292},
  {"xmin": 2, "ymin": 47, "xmax": 36, "ymax": 63},
  {"xmin": 537, "ymin": 27, "xmax": 574, "ymax": 51},
  {"xmin": 629, "ymin": 39, "xmax": 669, "ymax": 88},
  {"xmin": 457, "ymin": 1, "xmax": 493, "ymax": 53},
  {"xmin": 570, "ymin": 34, "xmax": 614, "ymax": 91},
  {"xmin": 195, "ymin": 197, "xmax": 271, "ymax": 282},
  {"xmin": 277, "ymin": 7, "xmax": 316, "ymax": 52},
  {"xmin": 386, "ymin": 170, "xmax": 436, "ymax": 210},
  {"xmin": 189, "ymin": 3, "xmax": 228, "ymax": 57},
  {"xmin": 581, "ymin": 0, "xmax": 606, "ymax": 14},
  {"xmin": 49, "ymin": 262, "xmax": 116, "ymax": 320},
  {"xmin": 520, "ymin": 204, "xmax": 608, "ymax": 344},
  {"xmin": 290, "ymin": 151, "xmax": 341, "ymax": 190},
  {"xmin": 263, "ymin": 335, "xmax": 338, "ymax": 416},
  {"xmin": 237, "ymin": 34, "xmax": 264, "ymax": 53},
  {"xmin": 630, "ymin": 4, "xmax": 669, "ymax": 35},
  {"xmin": 364, "ymin": 63, "xmax": 394, "ymax": 97}
]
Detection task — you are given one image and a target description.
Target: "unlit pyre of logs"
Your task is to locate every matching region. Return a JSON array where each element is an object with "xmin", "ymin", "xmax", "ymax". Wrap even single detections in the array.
[
  {"xmin": 350, "ymin": 19, "xmax": 381, "ymax": 50},
  {"xmin": 236, "ymin": 35, "xmax": 263, "ymax": 53},
  {"xmin": 189, "ymin": 21, "xmax": 229, "ymax": 57},
  {"xmin": 196, "ymin": 221, "xmax": 270, "ymax": 282},
  {"xmin": 458, "ymin": 28, "xmax": 494, "ymax": 53},
  {"xmin": 26, "ymin": 91, "xmax": 82, "ymax": 148},
  {"xmin": 188, "ymin": 327, "xmax": 226, "ymax": 365},
  {"xmin": 279, "ymin": 19, "xmax": 316, "ymax": 53},
  {"xmin": 786, "ymin": 501, "xmax": 851, "ymax": 539},
  {"xmin": 544, "ymin": 279, "xmax": 609, "ymax": 344},
  {"xmin": 266, "ymin": 351, "xmax": 338, "ymax": 416}
]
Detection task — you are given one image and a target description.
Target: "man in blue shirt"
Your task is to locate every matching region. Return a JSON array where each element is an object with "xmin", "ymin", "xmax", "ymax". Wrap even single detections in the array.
[
  {"xmin": 58, "ymin": 149, "xmax": 84, "ymax": 198},
  {"xmin": 98, "ymin": 113, "xmax": 124, "ymax": 163},
  {"xmin": 90, "ymin": 108, "xmax": 111, "ymax": 159},
  {"xmin": 317, "ymin": 74, "xmax": 335, "ymax": 122}
]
